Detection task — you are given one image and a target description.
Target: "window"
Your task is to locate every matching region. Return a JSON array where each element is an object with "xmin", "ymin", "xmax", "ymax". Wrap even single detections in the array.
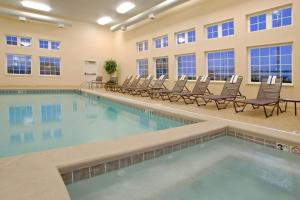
[
  {"xmin": 154, "ymin": 57, "xmax": 169, "ymax": 79},
  {"xmin": 249, "ymin": 6, "xmax": 292, "ymax": 32},
  {"xmin": 250, "ymin": 44, "xmax": 292, "ymax": 84},
  {"xmin": 154, "ymin": 36, "xmax": 168, "ymax": 48},
  {"xmin": 39, "ymin": 39, "xmax": 49, "ymax": 49},
  {"xmin": 39, "ymin": 39, "xmax": 61, "ymax": 50},
  {"xmin": 51, "ymin": 41, "xmax": 60, "ymax": 50},
  {"xmin": 41, "ymin": 104, "xmax": 62, "ymax": 123},
  {"xmin": 137, "ymin": 59, "xmax": 148, "ymax": 78},
  {"xmin": 136, "ymin": 41, "xmax": 148, "ymax": 52},
  {"xmin": 40, "ymin": 56, "xmax": 61, "ymax": 76},
  {"xmin": 7, "ymin": 54, "xmax": 32, "ymax": 75},
  {"xmin": 6, "ymin": 35, "xmax": 18, "ymax": 45},
  {"xmin": 250, "ymin": 14, "xmax": 267, "ymax": 32},
  {"xmin": 176, "ymin": 29, "xmax": 196, "ymax": 45},
  {"xmin": 207, "ymin": 25, "xmax": 218, "ymax": 39},
  {"xmin": 176, "ymin": 54, "xmax": 196, "ymax": 80},
  {"xmin": 207, "ymin": 50, "xmax": 235, "ymax": 81},
  {"xmin": 272, "ymin": 7, "xmax": 292, "ymax": 28},
  {"xmin": 207, "ymin": 20, "xmax": 234, "ymax": 39},
  {"xmin": 222, "ymin": 21, "xmax": 234, "ymax": 37},
  {"xmin": 6, "ymin": 35, "xmax": 31, "ymax": 47}
]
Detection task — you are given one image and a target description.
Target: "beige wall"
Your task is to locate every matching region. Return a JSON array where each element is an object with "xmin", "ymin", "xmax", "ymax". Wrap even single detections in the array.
[
  {"xmin": 0, "ymin": 17, "xmax": 115, "ymax": 87},
  {"xmin": 0, "ymin": 0, "xmax": 299, "ymax": 98},
  {"xmin": 114, "ymin": 0, "xmax": 300, "ymax": 99}
]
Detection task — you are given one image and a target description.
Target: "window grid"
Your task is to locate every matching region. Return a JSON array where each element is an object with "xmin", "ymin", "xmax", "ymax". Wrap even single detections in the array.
[
  {"xmin": 154, "ymin": 36, "xmax": 168, "ymax": 49},
  {"xmin": 207, "ymin": 50, "xmax": 235, "ymax": 81},
  {"xmin": 207, "ymin": 25, "xmax": 218, "ymax": 39},
  {"xmin": 272, "ymin": 7, "xmax": 292, "ymax": 28},
  {"xmin": 137, "ymin": 59, "xmax": 148, "ymax": 78},
  {"xmin": 137, "ymin": 41, "xmax": 148, "ymax": 52},
  {"xmin": 250, "ymin": 14, "xmax": 267, "ymax": 32},
  {"xmin": 40, "ymin": 56, "xmax": 61, "ymax": 76},
  {"xmin": 249, "ymin": 6, "xmax": 292, "ymax": 32},
  {"xmin": 51, "ymin": 41, "xmax": 60, "ymax": 50},
  {"xmin": 250, "ymin": 44, "xmax": 292, "ymax": 84},
  {"xmin": 155, "ymin": 57, "xmax": 169, "ymax": 79},
  {"xmin": 176, "ymin": 29, "xmax": 196, "ymax": 45},
  {"xmin": 39, "ymin": 40, "xmax": 49, "ymax": 49},
  {"xmin": 222, "ymin": 21, "xmax": 234, "ymax": 37},
  {"xmin": 20, "ymin": 37, "xmax": 31, "ymax": 47},
  {"xmin": 7, "ymin": 54, "xmax": 32, "ymax": 75},
  {"xmin": 9, "ymin": 106, "xmax": 33, "ymax": 125},
  {"xmin": 6, "ymin": 35, "xmax": 18, "ymax": 45},
  {"xmin": 176, "ymin": 54, "xmax": 196, "ymax": 80}
]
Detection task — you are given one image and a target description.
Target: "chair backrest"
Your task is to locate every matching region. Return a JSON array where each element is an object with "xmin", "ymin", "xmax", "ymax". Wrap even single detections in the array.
[
  {"xmin": 95, "ymin": 76, "xmax": 103, "ymax": 81},
  {"xmin": 152, "ymin": 75, "xmax": 167, "ymax": 88},
  {"xmin": 220, "ymin": 75, "xmax": 243, "ymax": 97},
  {"xmin": 121, "ymin": 75, "xmax": 132, "ymax": 87},
  {"xmin": 129, "ymin": 75, "xmax": 141, "ymax": 88},
  {"xmin": 192, "ymin": 75, "xmax": 210, "ymax": 94},
  {"xmin": 257, "ymin": 76, "xmax": 282, "ymax": 100},
  {"xmin": 140, "ymin": 75, "xmax": 154, "ymax": 88},
  {"xmin": 172, "ymin": 75, "xmax": 188, "ymax": 92}
]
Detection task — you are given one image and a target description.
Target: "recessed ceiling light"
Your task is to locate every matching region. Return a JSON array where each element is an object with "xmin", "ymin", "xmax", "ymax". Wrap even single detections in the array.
[
  {"xmin": 97, "ymin": 16, "xmax": 113, "ymax": 25},
  {"xmin": 116, "ymin": 2, "xmax": 135, "ymax": 14},
  {"xmin": 21, "ymin": 1, "xmax": 52, "ymax": 12}
]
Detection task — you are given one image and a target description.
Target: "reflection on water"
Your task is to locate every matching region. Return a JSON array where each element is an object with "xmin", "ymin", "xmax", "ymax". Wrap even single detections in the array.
[
  {"xmin": 9, "ymin": 106, "xmax": 33, "ymax": 126},
  {"xmin": 41, "ymin": 104, "xmax": 62, "ymax": 123},
  {"xmin": 1, "ymin": 94, "xmax": 186, "ymax": 157}
]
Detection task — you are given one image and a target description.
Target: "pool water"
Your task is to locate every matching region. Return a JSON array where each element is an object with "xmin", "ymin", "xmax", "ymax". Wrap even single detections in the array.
[
  {"xmin": 0, "ymin": 92, "xmax": 187, "ymax": 157},
  {"xmin": 67, "ymin": 137, "xmax": 300, "ymax": 200}
]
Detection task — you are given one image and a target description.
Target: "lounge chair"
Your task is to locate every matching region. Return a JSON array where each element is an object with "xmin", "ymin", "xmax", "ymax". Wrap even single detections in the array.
[
  {"xmin": 119, "ymin": 75, "xmax": 141, "ymax": 93},
  {"xmin": 91, "ymin": 76, "xmax": 103, "ymax": 88},
  {"xmin": 129, "ymin": 75, "xmax": 154, "ymax": 95},
  {"xmin": 108, "ymin": 75, "xmax": 132, "ymax": 92},
  {"xmin": 170, "ymin": 75, "xmax": 211, "ymax": 104},
  {"xmin": 142, "ymin": 75, "xmax": 167, "ymax": 97},
  {"xmin": 154, "ymin": 75, "xmax": 189, "ymax": 101},
  {"xmin": 195, "ymin": 75, "xmax": 245, "ymax": 110},
  {"xmin": 233, "ymin": 76, "xmax": 282, "ymax": 118}
]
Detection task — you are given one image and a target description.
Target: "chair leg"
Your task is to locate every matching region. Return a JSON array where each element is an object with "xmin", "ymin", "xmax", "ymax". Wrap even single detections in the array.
[
  {"xmin": 233, "ymin": 102, "xmax": 247, "ymax": 113},
  {"xmin": 195, "ymin": 97, "xmax": 208, "ymax": 106}
]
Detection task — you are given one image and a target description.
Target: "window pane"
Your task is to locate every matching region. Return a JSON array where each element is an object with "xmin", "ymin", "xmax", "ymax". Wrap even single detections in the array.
[
  {"xmin": 207, "ymin": 25, "xmax": 218, "ymax": 39},
  {"xmin": 177, "ymin": 54, "xmax": 196, "ymax": 80},
  {"xmin": 272, "ymin": 7, "xmax": 292, "ymax": 28},
  {"xmin": 6, "ymin": 35, "xmax": 18, "ymax": 45},
  {"xmin": 7, "ymin": 54, "xmax": 32, "ymax": 75},
  {"xmin": 155, "ymin": 57, "xmax": 169, "ymax": 79},
  {"xmin": 20, "ymin": 37, "xmax": 31, "ymax": 47},
  {"xmin": 39, "ymin": 40, "xmax": 49, "ymax": 49},
  {"xmin": 250, "ymin": 44, "xmax": 292, "ymax": 83},
  {"xmin": 137, "ymin": 59, "xmax": 148, "ymax": 78},
  {"xmin": 40, "ymin": 56, "xmax": 61, "ymax": 76},
  {"xmin": 207, "ymin": 50, "xmax": 235, "ymax": 81},
  {"xmin": 250, "ymin": 14, "xmax": 266, "ymax": 32}
]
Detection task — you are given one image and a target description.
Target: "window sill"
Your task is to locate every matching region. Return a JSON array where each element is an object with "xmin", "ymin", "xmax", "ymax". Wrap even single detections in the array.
[
  {"xmin": 246, "ymin": 82, "xmax": 293, "ymax": 87},
  {"xmin": 5, "ymin": 73, "xmax": 32, "ymax": 77}
]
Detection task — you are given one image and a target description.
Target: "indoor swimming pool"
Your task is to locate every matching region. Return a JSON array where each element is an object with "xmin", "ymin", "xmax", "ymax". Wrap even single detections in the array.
[
  {"xmin": 67, "ymin": 136, "xmax": 300, "ymax": 200},
  {"xmin": 0, "ymin": 90, "xmax": 190, "ymax": 157}
]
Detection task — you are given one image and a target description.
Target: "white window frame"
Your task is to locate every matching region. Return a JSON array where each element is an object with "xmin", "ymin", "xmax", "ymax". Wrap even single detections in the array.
[
  {"xmin": 206, "ymin": 49, "xmax": 235, "ymax": 82},
  {"xmin": 247, "ymin": 5, "xmax": 292, "ymax": 32},
  {"xmin": 6, "ymin": 53, "xmax": 32, "ymax": 76},
  {"xmin": 153, "ymin": 35, "xmax": 168, "ymax": 49},
  {"xmin": 175, "ymin": 53, "xmax": 197, "ymax": 81},
  {"xmin": 5, "ymin": 35, "xmax": 32, "ymax": 47},
  {"xmin": 136, "ymin": 40, "xmax": 148, "ymax": 52},
  {"xmin": 175, "ymin": 29, "xmax": 196, "ymax": 45},
  {"xmin": 205, "ymin": 19, "xmax": 234, "ymax": 40},
  {"xmin": 154, "ymin": 56, "xmax": 169, "ymax": 79},
  {"xmin": 247, "ymin": 43, "xmax": 293, "ymax": 86},
  {"xmin": 39, "ymin": 56, "xmax": 62, "ymax": 77}
]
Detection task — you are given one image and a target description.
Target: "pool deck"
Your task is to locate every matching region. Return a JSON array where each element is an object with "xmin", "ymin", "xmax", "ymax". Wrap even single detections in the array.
[{"xmin": 0, "ymin": 88, "xmax": 300, "ymax": 200}]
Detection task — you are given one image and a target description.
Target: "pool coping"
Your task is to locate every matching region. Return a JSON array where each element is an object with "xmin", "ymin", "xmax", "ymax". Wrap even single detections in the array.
[{"xmin": 0, "ymin": 88, "xmax": 300, "ymax": 200}]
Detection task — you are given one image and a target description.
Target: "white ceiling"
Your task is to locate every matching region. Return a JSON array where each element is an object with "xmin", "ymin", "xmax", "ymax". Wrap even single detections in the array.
[{"xmin": 0, "ymin": 0, "xmax": 166, "ymax": 25}]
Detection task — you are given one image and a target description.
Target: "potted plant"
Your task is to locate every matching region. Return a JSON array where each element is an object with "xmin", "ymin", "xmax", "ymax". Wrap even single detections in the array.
[{"xmin": 104, "ymin": 59, "xmax": 117, "ymax": 84}]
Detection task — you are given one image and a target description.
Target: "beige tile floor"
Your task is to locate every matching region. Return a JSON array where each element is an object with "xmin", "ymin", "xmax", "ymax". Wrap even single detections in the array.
[{"xmin": 94, "ymin": 88, "xmax": 300, "ymax": 133}]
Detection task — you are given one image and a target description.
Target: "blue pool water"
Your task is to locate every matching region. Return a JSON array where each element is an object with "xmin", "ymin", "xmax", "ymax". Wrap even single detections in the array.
[
  {"xmin": 0, "ymin": 92, "xmax": 188, "ymax": 157},
  {"xmin": 67, "ymin": 137, "xmax": 300, "ymax": 200}
]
